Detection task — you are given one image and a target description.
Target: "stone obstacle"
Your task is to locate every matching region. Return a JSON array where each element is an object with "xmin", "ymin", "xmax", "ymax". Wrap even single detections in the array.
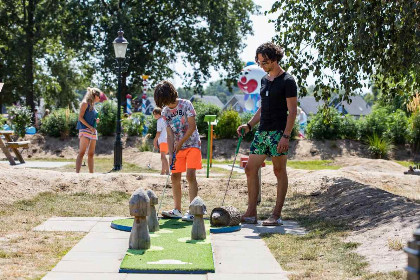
[
  {"xmin": 189, "ymin": 196, "xmax": 206, "ymax": 240},
  {"xmin": 129, "ymin": 188, "xmax": 151, "ymax": 250},
  {"xmin": 147, "ymin": 189, "xmax": 159, "ymax": 232},
  {"xmin": 405, "ymin": 225, "xmax": 420, "ymax": 280}
]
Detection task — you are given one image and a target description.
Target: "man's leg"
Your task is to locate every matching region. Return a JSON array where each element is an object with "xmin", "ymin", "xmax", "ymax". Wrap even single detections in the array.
[
  {"xmin": 265, "ymin": 155, "xmax": 288, "ymax": 221},
  {"xmin": 171, "ymin": 172, "xmax": 182, "ymax": 211},
  {"xmin": 243, "ymin": 154, "xmax": 266, "ymax": 217},
  {"xmin": 186, "ymin": 168, "xmax": 198, "ymax": 202}
]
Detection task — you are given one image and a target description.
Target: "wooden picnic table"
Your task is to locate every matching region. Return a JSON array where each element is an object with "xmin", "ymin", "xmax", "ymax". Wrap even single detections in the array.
[{"xmin": 0, "ymin": 130, "xmax": 30, "ymax": 165}]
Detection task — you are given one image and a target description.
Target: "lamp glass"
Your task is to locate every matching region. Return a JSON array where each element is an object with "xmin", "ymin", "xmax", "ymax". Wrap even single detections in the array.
[{"xmin": 113, "ymin": 42, "xmax": 128, "ymax": 58}]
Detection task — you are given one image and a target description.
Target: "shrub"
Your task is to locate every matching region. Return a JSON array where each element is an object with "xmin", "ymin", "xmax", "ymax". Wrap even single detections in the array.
[
  {"xmin": 7, "ymin": 106, "xmax": 32, "ymax": 138},
  {"xmin": 291, "ymin": 121, "xmax": 299, "ymax": 139},
  {"xmin": 367, "ymin": 134, "xmax": 392, "ymax": 159},
  {"xmin": 0, "ymin": 114, "xmax": 7, "ymax": 126},
  {"xmin": 193, "ymin": 100, "xmax": 221, "ymax": 137},
  {"xmin": 384, "ymin": 109, "xmax": 409, "ymax": 145},
  {"xmin": 358, "ymin": 106, "xmax": 390, "ymax": 140},
  {"xmin": 40, "ymin": 108, "xmax": 78, "ymax": 138},
  {"xmin": 409, "ymin": 111, "xmax": 420, "ymax": 151},
  {"xmin": 240, "ymin": 112, "xmax": 257, "ymax": 141},
  {"xmin": 122, "ymin": 112, "xmax": 145, "ymax": 136},
  {"xmin": 306, "ymin": 107, "xmax": 343, "ymax": 140},
  {"xmin": 215, "ymin": 109, "xmax": 241, "ymax": 139},
  {"xmin": 339, "ymin": 114, "xmax": 358, "ymax": 140},
  {"xmin": 146, "ymin": 115, "xmax": 158, "ymax": 139},
  {"xmin": 96, "ymin": 100, "xmax": 117, "ymax": 136}
]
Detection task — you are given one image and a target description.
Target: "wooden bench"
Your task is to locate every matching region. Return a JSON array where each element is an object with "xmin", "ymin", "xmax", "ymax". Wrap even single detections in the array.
[{"xmin": 0, "ymin": 131, "xmax": 30, "ymax": 165}]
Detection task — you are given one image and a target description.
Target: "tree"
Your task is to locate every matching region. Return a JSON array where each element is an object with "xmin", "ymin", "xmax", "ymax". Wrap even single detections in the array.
[
  {"xmin": 270, "ymin": 1, "xmax": 419, "ymax": 103},
  {"xmin": 92, "ymin": 0, "xmax": 257, "ymax": 97}
]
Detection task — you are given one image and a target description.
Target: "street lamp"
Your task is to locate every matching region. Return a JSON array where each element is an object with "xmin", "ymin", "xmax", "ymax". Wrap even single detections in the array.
[{"xmin": 112, "ymin": 28, "xmax": 128, "ymax": 171}]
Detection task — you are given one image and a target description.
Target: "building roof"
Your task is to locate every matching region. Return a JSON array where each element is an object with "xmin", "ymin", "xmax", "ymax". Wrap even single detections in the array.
[
  {"xmin": 223, "ymin": 94, "xmax": 246, "ymax": 110},
  {"xmin": 190, "ymin": 95, "xmax": 224, "ymax": 108},
  {"xmin": 298, "ymin": 96, "xmax": 325, "ymax": 116},
  {"xmin": 335, "ymin": 95, "xmax": 371, "ymax": 116}
]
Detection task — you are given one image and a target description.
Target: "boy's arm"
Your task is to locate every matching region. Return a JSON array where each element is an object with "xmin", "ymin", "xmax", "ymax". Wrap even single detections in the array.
[
  {"xmin": 174, "ymin": 116, "xmax": 196, "ymax": 153},
  {"xmin": 167, "ymin": 126, "xmax": 175, "ymax": 158},
  {"xmin": 153, "ymin": 132, "xmax": 161, "ymax": 150}
]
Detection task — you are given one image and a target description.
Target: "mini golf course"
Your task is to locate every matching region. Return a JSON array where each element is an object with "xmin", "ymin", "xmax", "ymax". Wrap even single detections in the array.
[{"xmin": 112, "ymin": 218, "xmax": 215, "ymax": 274}]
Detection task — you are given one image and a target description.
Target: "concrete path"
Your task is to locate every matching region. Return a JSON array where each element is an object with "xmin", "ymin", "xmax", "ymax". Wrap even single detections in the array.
[{"xmin": 37, "ymin": 217, "xmax": 305, "ymax": 280}]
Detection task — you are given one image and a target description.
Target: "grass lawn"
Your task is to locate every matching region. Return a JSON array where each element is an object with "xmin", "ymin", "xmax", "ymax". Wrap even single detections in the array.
[
  {"xmin": 263, "ymin": 192, "xmax": 406, "ymax": 280},
  {"xmin": 204, "ymin": 159, "xmax": 342, "ymax": 170},
  {"xmin": 394, "ymin": 160, "xmax": 418, "ymax": 168}
]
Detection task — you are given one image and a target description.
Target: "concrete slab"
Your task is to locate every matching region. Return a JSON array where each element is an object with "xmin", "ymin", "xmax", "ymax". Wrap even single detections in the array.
[
  {"xmin": 90, "ymin": 221, "xmax": 121, "ymax": 233},
  {"xmin": 208, "ymin": 273, "xmax": 289, "ymax": 280},
  {"xmin": 61, "ymin": 251, "xmax": 126, "ymax": 262},
  {"xmin": 33, "ymin": 220, "xmax": 98, "ymax": 232},
  {"xmin": 243, "ymin": 220, "xmax": 307, "ymax": 235},
  {"xmin": 42, "ymin": 272, "xmax": 127, "ymax": 280},
  {"xmin": 212, "ymin": 164, "xmax": 245, "ymax": 173},
  {"xmin": 52, "ymin": 258, "xmax": 123, "ymax": 273},
  {"xmin": 70, "ymin": 236, "xmax": 127, "ymax": 253},
  {"xmin": 48, "ymin": 217, "xmax": 104, "ymax": 221}
]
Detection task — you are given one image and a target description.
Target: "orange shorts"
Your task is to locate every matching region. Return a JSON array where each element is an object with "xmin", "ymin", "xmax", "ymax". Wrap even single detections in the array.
[
  {"xmin": 159, "ymin": 143, "xmax": 168, "ymax": 154},
  {"xmin": 172, "ymin": 147, "xmax": 202, "ymax": 173}
]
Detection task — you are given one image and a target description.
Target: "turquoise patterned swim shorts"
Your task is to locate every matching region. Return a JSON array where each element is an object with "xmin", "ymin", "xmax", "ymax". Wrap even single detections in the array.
[{"xmin": 250, "ymin": 130, "xmax": 288, "ymax": 157}]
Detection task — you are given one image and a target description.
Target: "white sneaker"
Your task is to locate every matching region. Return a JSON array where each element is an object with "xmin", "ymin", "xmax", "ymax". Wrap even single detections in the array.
[
  {"xmin": 162, "ymin": 209, "xmax": 182, "ymax": 219},
  {"xmin": 182, "ymin": 211, "xmax": 194, "ymax": 222}
]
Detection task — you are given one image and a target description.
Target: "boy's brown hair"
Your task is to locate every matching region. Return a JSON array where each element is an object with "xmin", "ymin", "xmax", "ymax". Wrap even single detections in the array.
[
  {"xmin": 152, "ymin": 107, "xmax": 162, "ymax": 115},
  {"xmin": 154, "ymin": 80, "xmax": 178, "ymax": 108}
]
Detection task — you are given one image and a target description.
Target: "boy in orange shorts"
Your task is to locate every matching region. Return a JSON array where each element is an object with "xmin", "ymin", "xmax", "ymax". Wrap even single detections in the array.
[
  {"xmin": 154, "ymin": 80, "xmax": 202, "ymax": 222},
  {"xmin": 152, "ymin": 108, "xmax": 169, "ymax": 175}
]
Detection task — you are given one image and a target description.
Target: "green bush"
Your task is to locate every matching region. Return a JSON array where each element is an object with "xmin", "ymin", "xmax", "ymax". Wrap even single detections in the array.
[
  {"xmin": 367, "ymin": 134, "xmax": 392, "ymax": 159},
  {"xmin": 193, "ymin": 100, "xmax": 221, "ymax": 137},
  {"xmin": 240, "ymin": 112, "xmax": 257, "ymax": 141},
  {"xmin": 0, "ymin": 114, "xmax": 7, "ymax": 126},
  {"xmin": 97, "ymin": 101, "xmax": 117, "ymax": 136},
  {"xmin": 7, "ymin": 106, "xmax": 32, "ymax": 138},
  {"xmin": 291, "ymin": 121, "xmax": 299, "ymax": 139},
  {"xmin": 306, "ymin": 108, "xmax": 343, "ymax": 140},
  {"xmin": 40, "ymin": 108, "xmax": 78, "ymax": 137},
  {"xmin": 409, "ymin": 111, "xmax": 420, "ymax": 151},
  {"xmin": 215, "ymin": 109, "xmax": 241, "ymax": 139},
  {"xmin": 122, "ymin": 112, "xmax": 145, "ymax": 136},
  {"xmin": 339, "ymin": 114, "xmax": 358, "ymax": 140},
  {"xmin": 358, "ymin": 106, "xmax": 390, "ymax": 140},
  {"xmin": 146, "ymin": 115, "xmax": 158, "ymax": 139},
  {"xmin": 384, "ymin": 109, "xmax": 409, "ymax": 145}
]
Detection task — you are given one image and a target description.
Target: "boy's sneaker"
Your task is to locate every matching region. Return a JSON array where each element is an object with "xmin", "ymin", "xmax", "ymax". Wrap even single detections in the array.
[
  {"xmin": 162, "ymin": 209, "xmax": 182, "ymax": 219},
  {"xmin": 182, "ymin": 211, "xmax": 194, "ymax": 222}
]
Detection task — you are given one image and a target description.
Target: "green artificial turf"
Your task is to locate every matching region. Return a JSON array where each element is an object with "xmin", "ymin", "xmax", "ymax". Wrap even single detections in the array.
[{"xmin": 115, "ymin": 218, "xmax": 215, "ymax": 273}]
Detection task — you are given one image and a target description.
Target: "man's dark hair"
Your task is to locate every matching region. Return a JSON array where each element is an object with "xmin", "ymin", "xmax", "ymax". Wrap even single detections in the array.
[
  {"xmin": 255, "ymin": 42, "xmax": 284, "ymax": 63},
  {"xmin": 154, "ymin": 80, "xmax": 178, "ymax": 108},
  {"xmin": 152, "ymin": 107, "xmax": 162, "ymax": 115}
]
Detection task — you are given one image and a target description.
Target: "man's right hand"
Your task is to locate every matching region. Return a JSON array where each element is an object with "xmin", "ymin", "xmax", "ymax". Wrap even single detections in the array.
[{"xmin": 237, "ymin": 124, "xmax": 250, "ymax": 137}]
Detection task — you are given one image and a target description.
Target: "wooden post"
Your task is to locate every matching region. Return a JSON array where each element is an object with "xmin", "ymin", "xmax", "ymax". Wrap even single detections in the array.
[
  {"xmin": 0, "ymin": 134, "xmax": 16, "ymax": 165},
  {"xmin": 129, "ymin": 188, "xmax": 151, "ymax": 250},
  {"xmin": 405, "ymin": 225, "xmax": 420, "ymax": 280},
  {"xmin": 146, "ymin": 189, "xmax": 159, "ymax": 232},
  {"xmin": 189, "ymin": 196, "xmax": 206, "ymax": 240}
]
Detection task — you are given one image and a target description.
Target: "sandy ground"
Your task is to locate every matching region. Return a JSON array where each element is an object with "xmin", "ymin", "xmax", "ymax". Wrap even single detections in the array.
[{"xmin": 1, "ymin": 135, "xmax": 419, "ymax": 273}]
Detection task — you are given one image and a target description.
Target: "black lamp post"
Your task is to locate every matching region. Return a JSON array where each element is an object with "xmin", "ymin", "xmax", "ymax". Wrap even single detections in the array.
[{"xmin": 112, "ymin": 28, "xmax": 128, "ymax": 171}]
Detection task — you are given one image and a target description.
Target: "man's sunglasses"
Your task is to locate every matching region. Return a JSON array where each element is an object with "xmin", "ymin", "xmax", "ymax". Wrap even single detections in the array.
[{"xmin": 257, "ymin": 60, "xmax": 271, "ymax": 66}]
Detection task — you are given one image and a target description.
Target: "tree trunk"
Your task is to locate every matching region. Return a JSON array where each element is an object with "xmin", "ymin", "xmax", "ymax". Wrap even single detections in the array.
[{"xmin": 25, "ymin": 0, "xmax": 35, "ymax": 122}]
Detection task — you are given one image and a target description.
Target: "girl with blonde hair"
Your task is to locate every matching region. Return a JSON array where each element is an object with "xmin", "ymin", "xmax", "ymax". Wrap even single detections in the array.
[{"xmin": 76, "ymin": 87, "xmax": 103, "ymax": 173}]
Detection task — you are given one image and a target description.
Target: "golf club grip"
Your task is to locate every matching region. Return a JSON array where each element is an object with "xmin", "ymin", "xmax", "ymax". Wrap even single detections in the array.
[{"xmin": 170, "ymin": 152, "xmax": 176, "ymax": 170}]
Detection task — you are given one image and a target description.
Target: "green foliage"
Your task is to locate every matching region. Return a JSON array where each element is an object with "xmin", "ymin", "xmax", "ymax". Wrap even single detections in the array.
[
  {"xmin": 358, "ymin": 106, "xmax": 390, "ymax": 141},
  {"xmin": 270, "ymin": 1, "xmax": 419, "ymax": 102},
  {"xmin": 96, "ymin": 101, "xmax": 117, "ymax": 136},
  {"xmin": 240, "ymin": 112, "xmax": 257, "ymax": 141},
  {"xmin": 122, "ymin": 113, "xmax": 145, "ymax": 137},
  {"xmin": 339, "ymin": 115, "xmax": 358, "ymax": 140},
  {"xmin": 193, "ymin": 101, "xmax": 221, "ymax": 137},
  {"xmin": 409, "ymin": 111, "xmax": 420, "ymax": 151},
  {"xmin": 290, "ymin": 122, "xmax": 299, "ymax": 140},
  {"xmin": 367, "ymin": 134, "xmax": 392, "ymax": 159},
  {"xmin": 0, "ymin": 114, "xmax": 7, "ymax": 125},
  {"xmin": 146, "ymin": 116, "xmax": 158, "ymax": 139},
  {"xmin": 215, "ymin": 109, "xmax": 241, "ymax": 139},
  {"xmin": 138, "ymin": 138, "xmax": 152, "ymax": 152},
  {"xmin": 40, "ymin": 108, "xmax": 78, "ymax": 137},
  {"xmin": 7, "ymin": 106, "xmax": 32, "ymax": 138},
  {"xmin": 306, "ymin": 108, "xmax": 344, "ymax": 140},
  {"xmin": 384, "ymin": 110, "xmax": 409, "ymax": 145}
]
